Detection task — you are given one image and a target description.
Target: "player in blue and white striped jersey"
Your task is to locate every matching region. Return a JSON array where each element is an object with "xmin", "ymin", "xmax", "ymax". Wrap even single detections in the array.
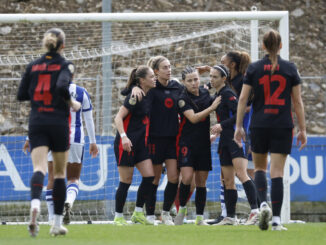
[{"xmin": 46, "ymin": 82, "xmax": 98, "ymax": 225}]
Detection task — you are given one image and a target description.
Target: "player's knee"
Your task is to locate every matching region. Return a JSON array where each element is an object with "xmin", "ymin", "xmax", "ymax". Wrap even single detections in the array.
[
  {"xmin": 120, "ymin": 175, "xmax": 133, "ymax": 184},
  {"xmin": 167, "ymin": 173, "xmax": 179, "ymax": 184},
  {"xmin": 236, "ymin": 170, "xmax": 249, "ymax": 183},
  {"xmin": 223, "ymin": 177, "xmax": 235, "ymax": 189}
]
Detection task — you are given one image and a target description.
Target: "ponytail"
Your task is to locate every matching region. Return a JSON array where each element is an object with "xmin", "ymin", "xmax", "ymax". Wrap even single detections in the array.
[
  {"xmin": 226, "ymin": 51, "xmax": 251, "ymax": 76},
  {"xmin": 125, "ymin": 65, "xmax": 151, "ymax": 89},
  {"xmin": 43, "ymin": 28, "xmax": 65, "ymax": 53},
  {"xmin": 263, "ymin": 29, "xmax": 281, "ymax": 74},
  {"xmin": 238, "ymin": 51, "xmax": 251, "ymax": 75}
]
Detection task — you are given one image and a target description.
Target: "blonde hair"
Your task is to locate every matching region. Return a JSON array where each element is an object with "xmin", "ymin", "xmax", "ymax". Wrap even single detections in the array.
[
  {"xmin": 147, "ymin": 56, "xmax": 168, "ymax": 72},
  {"xmin": 42, "ymin": 28, "xmax": 65, "ymax": 52},
  {"xmin": 263, "ymin": 29, "xmax": 281, "ymax": 74}
]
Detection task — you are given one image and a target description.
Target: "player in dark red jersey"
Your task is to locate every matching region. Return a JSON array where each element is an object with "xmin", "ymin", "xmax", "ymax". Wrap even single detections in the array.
[
  {"xmin": 234, "ymin": 29, "xmax": 307, "ymax": 231},
  {"xmin": 17, "ymin": 28, "xmax": 81, "ymax": 237},
  {"xmin": 131, "ymin": 56, "xmax": 184, "ymax": 225},
  {"xmin": 209, "ymin": 65, "xmax": 259, "ymax": 226},
  {"xmin": 113, "ymin": 65, "xmax": 156, "ymax": 226},
  {"xmin": 197, "ymin": 52, "xmax": 255, "ymax": 225},
  {"xmin": 174, "ymin": 66, "xmax": 221, "ymax": 226}
]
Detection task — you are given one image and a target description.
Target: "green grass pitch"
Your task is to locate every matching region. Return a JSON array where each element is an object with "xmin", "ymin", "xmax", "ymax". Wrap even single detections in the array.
[{"xmin": 1, "ymin": 223, "xmax": 325, "ymax": 245}]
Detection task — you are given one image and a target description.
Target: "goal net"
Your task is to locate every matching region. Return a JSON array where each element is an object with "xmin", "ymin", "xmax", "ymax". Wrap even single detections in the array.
[{"xmin": 0, "ymin": 11, "xmax": 290, "ymax": 224}]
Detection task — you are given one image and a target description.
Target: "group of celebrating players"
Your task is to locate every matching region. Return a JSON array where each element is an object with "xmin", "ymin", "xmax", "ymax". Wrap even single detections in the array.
[{"xmin": 17, "ymin": 27, "xmax": 306, "ymax": 237}]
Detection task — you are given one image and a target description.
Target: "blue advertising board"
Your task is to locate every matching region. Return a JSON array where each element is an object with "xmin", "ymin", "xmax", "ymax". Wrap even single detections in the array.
[{"xmin": 0, "ymin": 136, "xmax": 325, "ymax": 201}]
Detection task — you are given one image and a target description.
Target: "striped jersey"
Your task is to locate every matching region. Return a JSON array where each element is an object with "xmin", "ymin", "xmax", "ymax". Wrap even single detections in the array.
[{"xmin": 69, "ymin": 83, "xmax": 93, "ymax": 144}]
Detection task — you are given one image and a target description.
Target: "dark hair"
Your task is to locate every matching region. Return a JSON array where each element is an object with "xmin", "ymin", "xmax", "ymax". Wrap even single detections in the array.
[
  {"xmin": 147, "ymin": 56, "xmax": 168, "ymax": 72},
  {"xmin": 125, "ymin": 65, "xmax": 151, "ymax": 89},
  {"xmin": 263, "ymin": 29, "xmax": 281, "ymax": 74},
  {"xmin": 181, "ymin": 66, "xmax": 200, "ymax": 110},
  {"xmin": 212, "ymin": 64, "xmax": 229, "ymax": 78},
  {"xmin": 43, "ymin": 28, "xmax": 65, "ymax": 52},
  {"xmin": 181, "ymin": 66, "xmax": 197, "ymax": 81},
  {"xmin": 226, "ymin": 51, "xmax": 251, "ymax": 75}
]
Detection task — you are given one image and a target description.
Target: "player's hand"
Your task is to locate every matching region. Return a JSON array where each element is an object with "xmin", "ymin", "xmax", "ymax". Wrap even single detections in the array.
[
  {"xmin": 210, "ymin": 134, "xmax": 217, "ymax": 143},
  {"xmin": 70, "ymin": 99, "xmax": 81, "ymax": 112},
  {"xmin": 203, "ymin": 83, "xmax": 209, "ymax": 90},
  {"xmin": 210, "ymin": 96, "xmax": 221, "ymax": 111},
  {"xmin": 211, "ymin": 124, "xmax": 222, "ymax": 135},
  {"xmin": 296, "ymin": 130, "xmax": 307, "ymax": 151},
  {"xmin": 196, "ymin": 65, "xmax": 211, "ymax": 75},
  {"xmin": 245, "ymin": 105, "xmax": 251, "ymax": 113},
  {"xmin": 89, "ymin": 143, "xmax": 99, "ymax": 158},
  {"xmin": 131, "ymin": 86, "xmax": 145, "ymax": 102},
  {"xmin": 23, "ymin": 140, "xmax": 30, "ymax": 155},
  {"xmin": 234, "ymin": 127, "xmax": 246, "ymax": 148},
  {"xmin": 122, "ymin": 136, "xmax": 133, "ymax": 152}
]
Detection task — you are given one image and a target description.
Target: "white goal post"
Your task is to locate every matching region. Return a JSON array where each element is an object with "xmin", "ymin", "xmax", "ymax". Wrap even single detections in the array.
[{"xmin": 0, "ymin": 10, "xmax": 290, "ymax": 224}]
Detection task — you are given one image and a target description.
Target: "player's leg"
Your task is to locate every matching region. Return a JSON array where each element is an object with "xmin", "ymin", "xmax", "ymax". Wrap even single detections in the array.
[
  {"xmin": 114, "ymin": 166, "xmax": 133, "ymax": 226},
  {"xmin": 194, "ymin": 170, "xmax": 209, "ymax": 225},
  {"xmin": 51, "ymin": 150, "xmax": 69, "ymax": 235},
  {"xmin": 247, "ymin": 152, "xmax": 261, "ymax": 207},
  {"xmin": 162, "ymin": 158, "xmax": 179, "ymax": 225},
  {"xmin": 132, "ymin": 159, "xmax": 155, "ymax": 225},
  {"xmin": 270, "ymin": 153, "xmax": 288, "ymax": 230},
  {"xmin": 29, "ymin": 146, "xmax": 48, "ymax": 236},
  {"xmin": 48, "ymin": 125, "xmax": 70, "ymax": 236},
  {"xmin": 174, "ymin": 167, "xmax": 194, "ymax": 225},
  {"xmin": 252, "ymin": 151, "xmax": 271, "ymax": 230},
  {"xmin": 145, "ymin": 163, "xmax": 161, "ymax": 223},
  {"xmin": 215, "ymin": 166, "xmax": 237, "ymax": 225},
  {"xmin": 269, "ymin": 128, "xmax": 292, "ymax": 231},
  {"xmin": 62, "ymin": 144, "xmax": 84, "ymax": 224},
  {"xmin": 63, "ymin": 162, "xmax": 82, "ymax": 224},
  {"xmin": 46, "ymin": 156, "xmax": 54, "ymax": 225},
  {"xmin": 232, "ymin": 157, "xmax": 259, "ymax": 225}
]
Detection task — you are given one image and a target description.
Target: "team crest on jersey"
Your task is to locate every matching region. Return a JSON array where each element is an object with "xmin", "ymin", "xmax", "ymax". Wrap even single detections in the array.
[
  {"xmin": 129, "ymin": 97, "xmax": 137, "ymax": 105},
  {"xmin": 178, "ymin": 100, "xmax": 185, "ymax": 108},
  {"xmin": 68, "ymin": 64, "xmax": 75, "ymax": 74}
]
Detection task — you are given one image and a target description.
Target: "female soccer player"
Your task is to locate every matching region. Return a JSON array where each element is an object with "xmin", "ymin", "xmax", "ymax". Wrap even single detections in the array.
[
  {"xmin": 46, "ymin": 82, "xmax": 98, "ymax": 225},
  {"xmin": 131, "ymin": 56, "xmax": 183, "ymax": 225},
  {"xmin": 17, "ymin": 28, "xmax": 81, "ymax": 237},
  {"xmin": 113, "ymin": 65, "xmax": 156, "ymax": 226},
  {"xmin": 234, "ymin": 29, "xmax": 306, "ymax": 231},
  {"xmin": 174, "ymin": 66, "xmax": 221, "ymax": 226},
  {"xmin": 23, "ymin": 82, "xmax": 98, "ymax": 225},
  {"xmin": 209, "ymin": 65, "xmax": 259, "ymax": 226}
]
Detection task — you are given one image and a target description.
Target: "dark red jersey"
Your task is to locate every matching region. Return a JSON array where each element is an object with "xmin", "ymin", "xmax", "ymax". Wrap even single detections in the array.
[
  {"xmin": 214, "ymin": 85, "xmax": 238, "ymax": 145},
  {"xmin": 17, "ymin": 52, "xmax": 73, "ymax": 126},
  {"xmin": 243, "ymin": 55, "xmax": 301, "ymax": 128},
  {"xmin": 230, "ymin": 73, "xmax": 243, "ymax": 97},
  {"xmin": 115, "ymin": 92, "xmax": 151, "ymax": 147},
  {"xmin": 177, "ymin": 87, "xmax": 213, "ymax": 150},
  {"xmin": 147, "ymin": 79, "xmax": 183, "ymax": 138}
]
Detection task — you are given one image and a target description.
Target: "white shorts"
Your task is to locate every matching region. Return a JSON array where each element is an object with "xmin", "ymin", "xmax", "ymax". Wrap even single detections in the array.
[{"xmin": 48, "ymin": 144, "xmax": 84, "ymax": 164}]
